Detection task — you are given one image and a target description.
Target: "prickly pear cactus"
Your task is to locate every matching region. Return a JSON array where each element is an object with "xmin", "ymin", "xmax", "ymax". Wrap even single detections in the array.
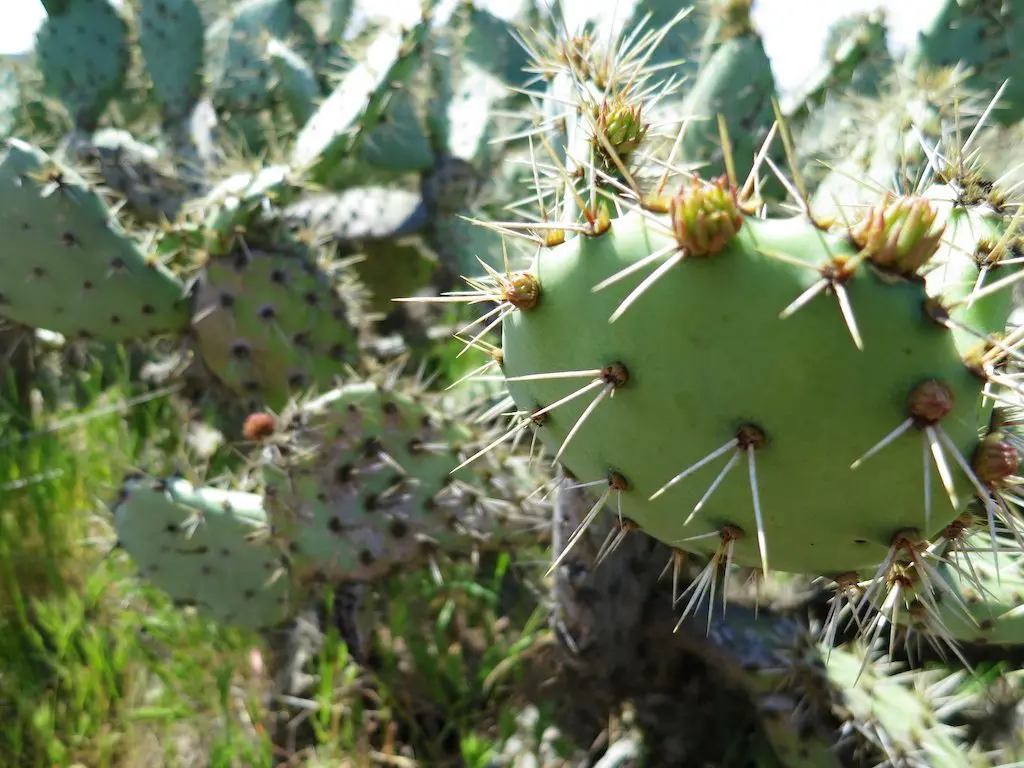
[
  {"xmin": 113, "ymin": 475, "xmax": 301, "ymax": 630},
  {"xmin": 34, "ymin": 0, "xmax": 130, "ymax": 130},
  {"xmin": 257, "ymin": 378, "xmax": 545, "ymax": 584},
  {"xmin": 490, "ymin": 175, "xmax": 1009, "ymax": 577},
  {"xmin": 189, "ymin": 238, "xmax": 368, "ymax": 411},
  {"xmin": 0, "ymin": 138, "xmax": 191, "ymax": 341}
]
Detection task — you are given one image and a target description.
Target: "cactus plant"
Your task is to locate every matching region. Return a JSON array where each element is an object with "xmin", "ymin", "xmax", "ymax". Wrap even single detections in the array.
[
  {"xmin": 256, "ymin": 377, "xmax": 546, "ymax": 583},
  {"xmin": 112, "ymin": 475, "xmax": 301, "ymax": 630},
  {"xmin": 0, "ymin": 138, "xmax": 192, "ymax": 341},
  {"xmin": 12, "ymin": 0, "xmax": 1024, "ymax": 763}
]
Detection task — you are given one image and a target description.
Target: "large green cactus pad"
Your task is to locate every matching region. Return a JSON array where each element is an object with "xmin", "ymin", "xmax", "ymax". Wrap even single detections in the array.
[{"xmin": 498, "ymin": 189, "xmax": 1010, "ymax": 575}]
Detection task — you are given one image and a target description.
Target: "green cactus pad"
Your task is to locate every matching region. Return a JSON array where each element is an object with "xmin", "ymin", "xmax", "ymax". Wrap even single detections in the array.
[
  {"xmin": 259, "ymin": 380, "xmax": 542, "ymax": 583},
  {"xmin": 428, "ymin": 41, "xmax": 514, "ymax": 171},
  {"xmin": 904, "ymin": 0, "xmax": 1024, "ymax": 126},
  {"xmin": 34, "ymin": 0, "xmax": 129, "ymax": 129},
  {"xmin": 457, "ymin": 3, "xmax": 534, "ymax": 90},
  {"xmin": 923, "ymin": 184, "xmax": 1019, "ymax": 380},
  {"xmin": 899, "ymin": 529, "xmax": 1024, "ymax": 646},
  {"xmin": 497, "ymin": 189, "xmax": 1009, "ymax": 575},
  {"xmin": 196, "ymin": 165, "xmax": 299, "ymax": 255},
  {"xmin": 357, "ymin": 90, "xmax": 434, "ymax": 175},
  {"xmin": 113, "ymin": 476, "xmax": 300, "ymax": 630},
  {"xmin": 138, "ymin": 0, "xmax": 205, "ymax": 123},
  {"xmin": 677, "ymin": 32, "xmax": 780, "ymax": 189},
  {"xmin": 788, "ymin": 10, "xmax": 891, "ymax": 118},
  {"xmin": 823, "ymin": 646, "xmax": 972, "ymax": 766},
  {"xmin": 189, "ymin": 240, "xmax": 367, "ymax": 410},
  {"xmin": 204, "ymin": 0, "xmax": 318, "ymax": 116},
  {"xmin": 0, "ymin": 139, "xmax": 191, "ymax": 340},
  {"xmin": 266, "ymin": 37, "xmax": 321, "ymax": 127},
  {"xmin": 290, "ymin": 13, "xmax": 433, "ymax": 184},
  {"xmin": 807, "ymin": 71, "xmax": 980, "ymax": 217},
  {"xmin": 623, "ymin": 1, "xmax": 703, "ymax": 77}
]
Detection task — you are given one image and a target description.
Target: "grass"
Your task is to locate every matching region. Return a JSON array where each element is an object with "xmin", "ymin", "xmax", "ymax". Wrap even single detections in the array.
[{"xmin": 0, "ymin": 348, "xmax": 570, "ymax": 767}]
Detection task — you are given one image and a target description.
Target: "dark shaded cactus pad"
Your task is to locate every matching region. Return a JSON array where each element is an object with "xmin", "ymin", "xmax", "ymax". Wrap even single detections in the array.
[
  {"xmin": 258, "ymin": 380, "xmax": 545, "ymax": 583},
  {"xmin": 189, "ymin": 240, "xmax": 367, "ymax": 410}
]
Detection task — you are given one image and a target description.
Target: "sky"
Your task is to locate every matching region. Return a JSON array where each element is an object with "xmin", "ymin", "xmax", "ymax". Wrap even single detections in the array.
[{"xmin": 0, "ymin": 0, "xmax": 943, "ymax": 98}]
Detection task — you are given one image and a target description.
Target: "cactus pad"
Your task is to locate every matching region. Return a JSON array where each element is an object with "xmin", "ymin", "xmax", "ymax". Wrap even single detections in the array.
[
  {"xmin": 205, "ymin": 0, "xmax": 317, "ymax": 116},
  {"xmin": 138, "ymin": 0, "xmax": 205, "ymax": 123},
  {"xmin": 291, "ymin": 14, "xmax": 433, "ymax": 183},
  {"xmin": 113, "ymin": 476, "xmax": 300, "ymax": 631},
  {"xmin": 0, "ymin": 139, "xmax": 191, "ymax": 340},
  {"xmin": 259, "ymin": 380, "xmax": 543, "ymax": 583},
  {"xmin": 189, "ymin": 239, "xmax": 367, "ymax": 410},
  {"xmin": 494, "ymin": 180, "xmax": 1016, "ymax": 575},
  {"xmin": 898, "ymin": 528, "xmax": 1024, "ymax": 646},
  {"xmin": 34, "ymin": 0, "xmax": 130, "ymax": 129}
]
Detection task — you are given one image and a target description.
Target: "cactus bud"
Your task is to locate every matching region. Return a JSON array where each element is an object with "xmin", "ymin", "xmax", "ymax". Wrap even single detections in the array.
[
  {"xmin": 593, "ymin": 100, "xmax": 649, "ymax": 160},
  {"xmin": 850, "ymin": 194, "xmax": 945, "ymax": 276},
  {"xmin": 669, "ymin": 175, "xmax": 744, "ymax": 256}
]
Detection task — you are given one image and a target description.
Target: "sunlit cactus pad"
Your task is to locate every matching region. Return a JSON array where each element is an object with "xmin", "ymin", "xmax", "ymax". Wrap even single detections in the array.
[
  {"xmin": 0, "ymin": 138, "xmax": 191, "ymax": 341},
  {"xmin": 113, "ymin": 476, "xmax": 300, "ymax": 631},
  {"xmin": 448, "ymin": 169, "xmax": 1023, "ymax": 581}
]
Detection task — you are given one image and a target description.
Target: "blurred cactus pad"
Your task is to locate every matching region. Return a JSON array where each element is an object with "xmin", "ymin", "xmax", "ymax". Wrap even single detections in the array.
[{"xmin": 8, "ymin": 0, "xmax": 1024, "ymax": 765}]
